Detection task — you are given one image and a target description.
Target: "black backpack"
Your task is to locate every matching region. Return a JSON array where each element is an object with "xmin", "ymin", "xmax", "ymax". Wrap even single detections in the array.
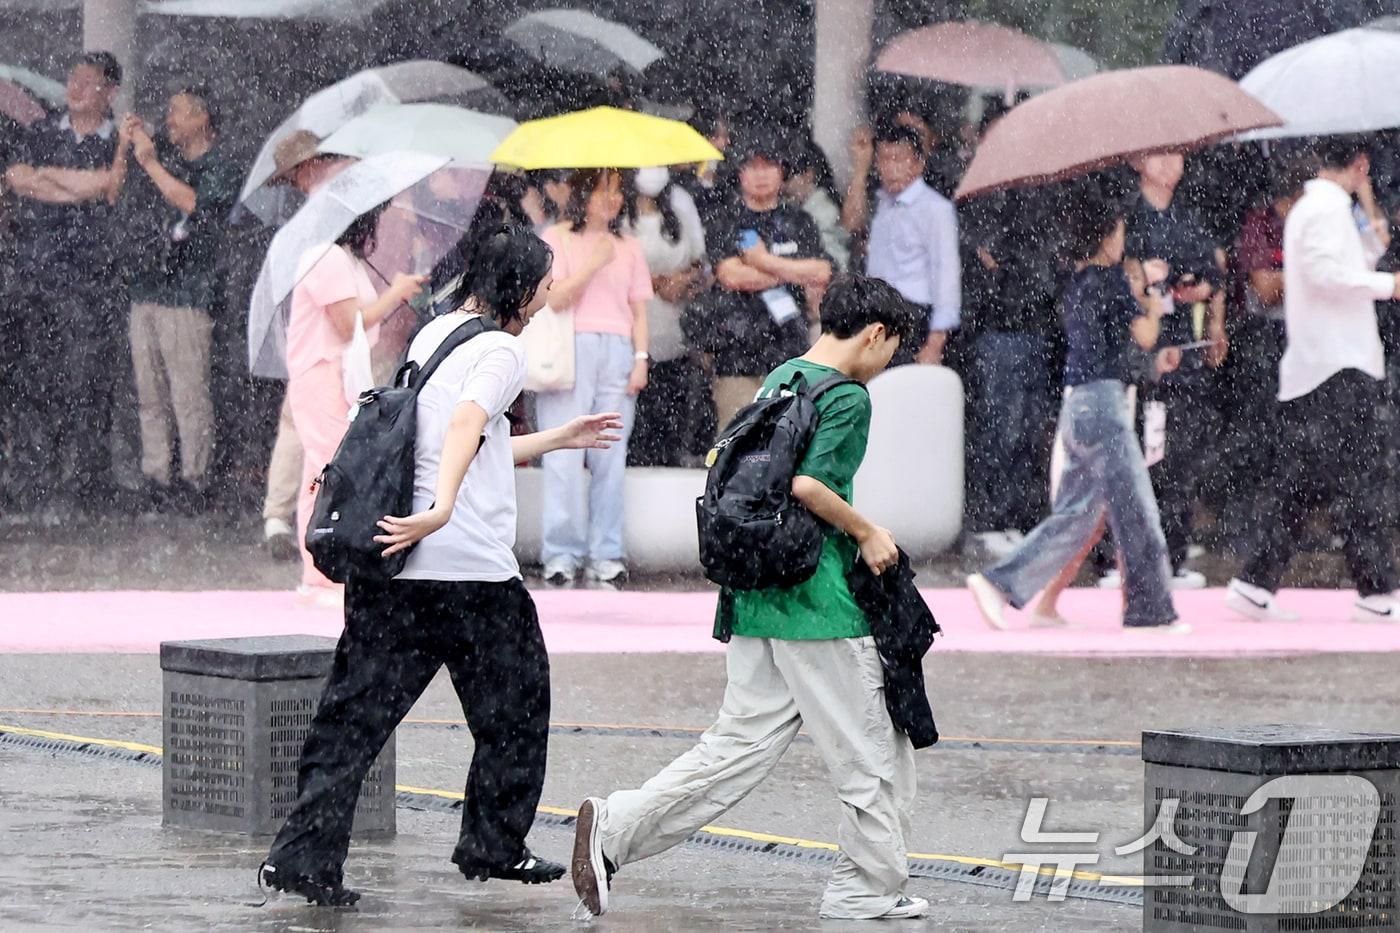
[
  {"xmin": 305, "ymin": 316, "xmax": 492, "ymax": 584},
  {"xmin": 696, "ymin": 372, "xmax": 862, "ymax": 591}
]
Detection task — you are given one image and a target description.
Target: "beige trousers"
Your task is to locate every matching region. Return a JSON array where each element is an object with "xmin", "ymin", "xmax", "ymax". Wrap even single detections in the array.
[
  {"xmin": 712, "ymin": 375, "xmax": 764, "ymax": 433},
  {"xmin": 129, "ymin": 302, "xmax": 214, "ymax": 487},
  {"xmin": 598, "ymin": 636, "xmax": 917, "ymax": 919}
]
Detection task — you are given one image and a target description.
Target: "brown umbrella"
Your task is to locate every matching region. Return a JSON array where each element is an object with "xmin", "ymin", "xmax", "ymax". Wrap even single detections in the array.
[
  {"xmin": 955, "ymin": 65, "xmax": 1282, "ymax": 201},
  {"xmin": 876, "ymin": 21, "xmax": 1066, "ymax": 95}
]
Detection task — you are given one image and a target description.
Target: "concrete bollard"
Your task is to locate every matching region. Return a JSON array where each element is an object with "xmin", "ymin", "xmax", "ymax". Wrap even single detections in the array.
[
  {"xmin": 160, "ymin": 635, "xmax": 395, "ymax": 837},
  {"xmin": 1141, "ymin": 725, "xmax": 1400, "ymax": 931}
]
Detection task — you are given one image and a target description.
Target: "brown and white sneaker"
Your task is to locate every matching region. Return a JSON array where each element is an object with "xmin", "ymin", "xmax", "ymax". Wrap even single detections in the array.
[{"xmin": 571, "ymin": 797, "xmax": 615, "ymax": 916}]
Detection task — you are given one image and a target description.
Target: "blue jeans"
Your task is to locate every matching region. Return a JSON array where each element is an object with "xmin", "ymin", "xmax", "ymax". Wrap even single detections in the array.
[
  {"xmin": 984, "ymin": 380, "xmax": 1176, "ymax": 628},
  {"xmin": 969, "ymin": 331, "xmax": 1056, "ymax": 532},
  {"xmin": 536, "ymin": 332, "xmax": 637, "ymax": 567}
]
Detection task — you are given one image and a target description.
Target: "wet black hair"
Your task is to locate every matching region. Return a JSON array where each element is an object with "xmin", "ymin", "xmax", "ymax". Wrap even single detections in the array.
[
  {"xmin": 689, "ymin": 106, "xmax": 728, "ymax": 143},
  {"xmin": 74, "ymin": 51, "xmax": 122, "ymax": 87},
  {"xmin": 1314, "ymin": 134, "xmax": 1372, "ymax": 170},
  {"xmin": 729, "ymin": 129, "xmax": 791, "ymax": 173},
  {"xmin": 1061, "ymin": 180, "xmax": 1124, "ymax": 262},
  {"xmin": 448, "ymin": 223, "xmax": 554, "ymax": 329},
  {"xmin": 562, "ymin": 168, "xmax": 624, "ymax": 235},
  {"xmin": 336, "ymin": 201, "xmax": 388, "ymax": 260},
  {"xmin": 874, "ymin": 125, "xmax": 927, "ymax": 161},
  {"xmin": 170, "ymin": 82, "xmax": 219, "ymax": 133},
  {"xmin": 819, "ymin": 273, "xmax": 923, "ymax": 348},
  {"xmin": 1270, "ymin": 154, "xmax": 1316, "ymax": 201}
]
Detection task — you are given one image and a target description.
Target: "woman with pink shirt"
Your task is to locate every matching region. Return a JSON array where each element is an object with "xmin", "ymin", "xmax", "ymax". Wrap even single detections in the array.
[
  {"xmin": 537, "ymin": 169, "xmax": 652, "ymax": 586},
  {"xmin": 286, "ymin": 206, "xmax": 425, "ymax": 601}
]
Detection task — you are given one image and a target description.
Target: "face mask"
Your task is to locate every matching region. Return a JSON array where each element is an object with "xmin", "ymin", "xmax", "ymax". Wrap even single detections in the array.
[{"xmin": 635, "ymin": 166, "xmax": 670, "ymax": 198}]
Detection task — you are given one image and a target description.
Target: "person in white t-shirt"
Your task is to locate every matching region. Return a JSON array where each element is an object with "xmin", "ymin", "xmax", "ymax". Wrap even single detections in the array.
[
  {"xmin": 260, "ymin": 225, "xmax": 623, "ymax": 907},
  {"xmin": 1226, "ymin": 135, "xmax": 1400, "ymax": 625}
]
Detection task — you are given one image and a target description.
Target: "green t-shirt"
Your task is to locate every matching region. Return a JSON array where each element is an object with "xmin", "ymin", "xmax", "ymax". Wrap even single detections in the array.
[{"xmin": 721, "ymin": 359, "xmax": 873, "ymax": 641}]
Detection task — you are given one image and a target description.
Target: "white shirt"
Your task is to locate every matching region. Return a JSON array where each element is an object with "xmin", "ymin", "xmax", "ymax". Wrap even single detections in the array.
[
  {"xmin": 1279, "ymin": 178, "xmax": 1394, "ymax": 401},
  {"xmin": 397, "ymin": 314, "xmax": 527, "ymax": 582},
  {"xmin": 626, "ymin": 185, "xmax": 707, "ymax": 363}
]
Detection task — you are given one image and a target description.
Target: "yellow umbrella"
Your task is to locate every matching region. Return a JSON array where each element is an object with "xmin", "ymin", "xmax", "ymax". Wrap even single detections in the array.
[{"xmin": 490, "ymin": 106, "xmax": 723, "ymax": 169}]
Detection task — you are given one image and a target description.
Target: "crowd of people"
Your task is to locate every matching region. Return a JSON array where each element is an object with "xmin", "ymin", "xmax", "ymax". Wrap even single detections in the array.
[{"xmin": 8, "ymin": 51, "xmax": 1400, "ymax": 613}]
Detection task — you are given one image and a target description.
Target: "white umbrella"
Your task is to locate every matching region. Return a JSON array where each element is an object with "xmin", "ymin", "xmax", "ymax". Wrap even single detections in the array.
[
  {"xmin": 238, "ymin": 61, "xmax": 508, "ymax": 225},
  {"xmin": 504, "ymin": 8, "xmax": 663, "ymax": 76},
  {"xmin": 143, "ymin": 0, "xmax": 390, "ymax": 18},
  {"xmin": 318, "ymin": 104, "xmax": 518, "ymax": 165},
  {"xmin": 1050, "ymin": 42, "xmax": 1100, "ymax": 82},
  {"xmin": 247, "ymin": 151, "xmax": 489, "ymax": 378},
  {"xmin": 0, "ymin": 64, "xmax": 64, "ymax": 106},
  {"xmin": 1237, "ymin": 28, "xmax": 1400, "ymax": 141}
]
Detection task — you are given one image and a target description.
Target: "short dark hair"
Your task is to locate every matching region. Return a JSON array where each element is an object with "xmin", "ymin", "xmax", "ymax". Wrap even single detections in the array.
[
  {"xmin": 819, "ymin": 273, "xmax": 924, "ymax": 348},
  {"xmin": 1061, "ymin": 180, "xmax": 1124, "ymax": 262},
  {"xmin": 448, "ymin": 223, "xmax": 554, "ymax": 329},
  {"xmin": 730, "ymin": 129, "xmax": 791, "ymax": 173},
  {"xmin": 1314, "ymin": 134, "xmax": 1371, "ymax": 170},
  {"xmin": 74, "ymin": 51, "xmax": 121, "ymax": 87},
  {"xmin": 562, "ymin": 168, "xmax": 623, "ymax": 235},
  {"xmin": 1270, "ymin": 153, "xmax": 1316, "ymax": 201},
  {"xmin": 874, "ymin": 125, "xmax": 926, "ymax": 160},
  {"xmin": 689, "ymin": 106, "xmax": 728, "ymax": 142},
  {"xmin": 172, "ymin": 82, "xmax": 219, "ymax": 133}
]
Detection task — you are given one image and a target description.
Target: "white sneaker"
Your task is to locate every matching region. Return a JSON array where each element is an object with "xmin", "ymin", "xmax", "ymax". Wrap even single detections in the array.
[
  {"xmin": 1171, "ymin": 568, "xmax": 1208, "ymax": 590},
  {"xmin": 975, "ymin": 530, "xmax": 1021, "ymax": 560},
  {"xmin": 1353, "ymin": 595, "xmax": 1400, "ymax": 624},
  {"xmin": 543, "ymin": 558, "xmax": 577, "ymax": 587},
  {"xmin": 1225, "ymin": 578, "xmax": 1299, "ymax": 622},
  {"xmin": 967, "ymin": 573, "xmax": 1010, "ymax": 630},
  {"xmin": 880, "ymin": 896, "xmax": 930, "ymax": 919},
  {"xmin": 587, "ymin": 559, "xmax": 628, "ymax": 585},
  {"xmin": 1131, "ymin": 621, "xmax": 1193, "ymax": 635},
  {"xmin": 1097, "ymin": 569, "xmax": 1122, "ymax": 589},
  {"xmin": 1029, "ymin": 610, "xmax": 1080, "ymax": 629}
]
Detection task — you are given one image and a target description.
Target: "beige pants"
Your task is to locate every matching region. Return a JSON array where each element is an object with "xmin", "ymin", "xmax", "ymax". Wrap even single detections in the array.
[
  {"xmin": 598, "ymin": 636, "xmax": 917, "ymax": 919},
  {"xmin": 129, "ymin": 302, "xmax": 214, "ymax": 487},
  {"xmin": 712, "ymin": 375, "xmax": 764, "ymax": 433}
]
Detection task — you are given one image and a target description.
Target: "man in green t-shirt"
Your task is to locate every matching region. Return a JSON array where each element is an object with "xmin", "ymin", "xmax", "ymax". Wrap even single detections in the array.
[{"xmin": 571, "ymin": 275, "xmax": 928, "ymax": 921}]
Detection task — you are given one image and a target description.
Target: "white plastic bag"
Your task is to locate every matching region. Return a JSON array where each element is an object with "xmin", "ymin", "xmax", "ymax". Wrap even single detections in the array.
[
  {"xmin": 342, "ymin": 311, "xmax": 375, "ymax": 414},
  {"xmin": 520, "ymin": 305, "xmax": 576, "ymax": 393}
]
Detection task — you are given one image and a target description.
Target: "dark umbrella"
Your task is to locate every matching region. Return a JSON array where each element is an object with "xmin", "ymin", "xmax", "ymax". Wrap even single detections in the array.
[{"xmin": 955, "ymin": 65, "xmax": 1282, "ymax": 201}]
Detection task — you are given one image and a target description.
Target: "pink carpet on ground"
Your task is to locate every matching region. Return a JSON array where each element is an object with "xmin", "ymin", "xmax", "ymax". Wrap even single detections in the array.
[{"xmin": 2, "ymin": 588, "xmax": 1397, "ymax": 656}]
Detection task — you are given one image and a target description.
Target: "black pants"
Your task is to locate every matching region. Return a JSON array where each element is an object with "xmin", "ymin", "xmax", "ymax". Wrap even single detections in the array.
[
  {"xmin": 4, "ymin": 260, "xmax": 123, "ymax": 507},
  {"xmin": 1241, "ymin": 369, "xmax": 1398, "ymax": 596},
  {"xmin": 266, "ymin": 577, "xmax": 551, "ymax": 883},
  {"xmin": 1152, "ymin": 385, "xmax": 1222, "ymax": 570}
]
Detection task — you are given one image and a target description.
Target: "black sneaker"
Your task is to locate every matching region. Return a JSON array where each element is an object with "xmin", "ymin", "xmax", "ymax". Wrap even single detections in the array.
[
  {"xmin": 455, "ymin": 851, "xmax": 566, "ymax": 885},
  {"xmin": 259, "ymin": 862, "xmax": 360, "ymax": 907},
  {"xmin": 571, "ymin": 797, "xmax": 616, "ymax": 916}
]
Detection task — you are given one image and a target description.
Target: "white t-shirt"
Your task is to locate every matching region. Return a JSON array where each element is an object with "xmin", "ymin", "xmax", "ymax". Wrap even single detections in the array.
[{"xmin": 396, "ymin": 314, "xmax": 526, "ymax": 582}]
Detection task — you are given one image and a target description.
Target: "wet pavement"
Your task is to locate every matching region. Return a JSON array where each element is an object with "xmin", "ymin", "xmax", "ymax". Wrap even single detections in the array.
[{"xmin": 2, "ymin": 649, "xmax": 1398, "ymax": 930}]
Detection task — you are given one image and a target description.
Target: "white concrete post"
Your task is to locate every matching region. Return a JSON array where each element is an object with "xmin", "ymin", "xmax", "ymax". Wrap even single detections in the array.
[
  {"xmin": 83, "ymin": 0, "xmax": 138, "ymax": 113},
  {"xmin": 813, "ymin": 0, "xmax": 875, "ymax": 190}
]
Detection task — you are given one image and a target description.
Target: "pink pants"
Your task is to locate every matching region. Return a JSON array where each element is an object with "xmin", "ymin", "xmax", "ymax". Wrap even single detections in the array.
[{"xmin": 288, "ymin": 360, "xmax": 350, "ymax": 589}]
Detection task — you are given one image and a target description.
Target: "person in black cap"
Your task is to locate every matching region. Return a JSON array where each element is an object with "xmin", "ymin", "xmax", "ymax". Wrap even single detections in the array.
[{"xmin": 686, "ymin": 130, "xmax": 833, "ymax": 429}]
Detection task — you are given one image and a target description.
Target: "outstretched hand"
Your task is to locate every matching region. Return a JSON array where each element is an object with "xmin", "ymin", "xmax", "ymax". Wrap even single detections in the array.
[{"xmin": 558, "ymin": 413, "xmax": 624, "ymax": 450}]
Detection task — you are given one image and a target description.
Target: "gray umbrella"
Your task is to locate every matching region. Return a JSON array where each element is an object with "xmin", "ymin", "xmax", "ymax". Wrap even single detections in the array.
[
  {"xmin": 504, "ymin": 8, "xmax": 664, "ymax": 77},
  {"xmin": 247, "ymin": 151, "xmax": 489, "ymax": 378},
  {"xmin": 238, "ymin": 60, "xmax": 508, "ymax": 225}
]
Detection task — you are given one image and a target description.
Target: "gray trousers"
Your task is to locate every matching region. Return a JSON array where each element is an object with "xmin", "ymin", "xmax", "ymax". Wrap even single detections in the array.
[
  {"xmin": 984, "ymin": 379, "xmax": 1176, "ymax": 628},
  {"xmin": 597, "ymin": 635, "xmax": 917, "ymax": 919}
]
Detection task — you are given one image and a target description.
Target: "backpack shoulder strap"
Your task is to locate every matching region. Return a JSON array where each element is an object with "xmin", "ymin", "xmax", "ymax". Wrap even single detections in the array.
[
  {"xmin": 407, "ymin": 316, "xmax": 495, "ymax": 392},
  {"xmin": 801, "ymin": 371, "xmax": 865, "ymax": 403}
]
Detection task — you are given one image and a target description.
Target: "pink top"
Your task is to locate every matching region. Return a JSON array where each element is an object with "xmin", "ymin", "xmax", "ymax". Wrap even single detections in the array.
[
  {"xmin": 541, "ymin": 225, "xmax": 653, "ymax": 337},
  {"xmin": 286, "ymin": 244, "xmax": 380, "ymax": 380}
]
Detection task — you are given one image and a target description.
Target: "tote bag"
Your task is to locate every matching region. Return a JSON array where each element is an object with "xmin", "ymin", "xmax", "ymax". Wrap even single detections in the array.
[{"xmin": 520, "ymin": 304, "xmax": 576, "ymax": 392}]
